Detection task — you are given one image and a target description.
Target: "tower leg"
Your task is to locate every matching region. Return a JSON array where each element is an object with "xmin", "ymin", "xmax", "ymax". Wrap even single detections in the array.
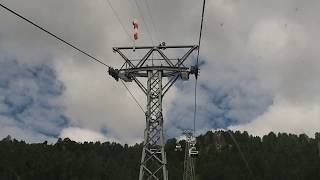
[
  {"xmin": 139, "ymin": 70, "xmax": 168, "ymax": 180},
  {"xmin": 183, "ymin": 132, "xmax": 196, "ymax": 180}
]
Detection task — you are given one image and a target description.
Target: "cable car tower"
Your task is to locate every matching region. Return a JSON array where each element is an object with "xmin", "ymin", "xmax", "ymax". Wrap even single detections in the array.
[
  {"xmin": 181, "ymin": 130, "xmax": 198, "ymax": 180},
  {"xmin": 109, "ymin": 43, "xmax": 198, "ymax": 180}
]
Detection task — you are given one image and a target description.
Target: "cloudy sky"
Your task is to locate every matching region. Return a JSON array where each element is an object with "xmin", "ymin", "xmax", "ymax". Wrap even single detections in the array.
[{"xmin": 0, "ymin": 0, "xmax": 319, "ymax": 144}]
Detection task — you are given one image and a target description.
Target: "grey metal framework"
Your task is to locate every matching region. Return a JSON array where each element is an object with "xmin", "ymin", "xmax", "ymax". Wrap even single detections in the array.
[
  {"xmin": 109, "ymin": 44, "xmax": 198, "ymax": 180},
  {"xmin": 183, "ymin": 130, "xmax": 197, "ymax": 180}
]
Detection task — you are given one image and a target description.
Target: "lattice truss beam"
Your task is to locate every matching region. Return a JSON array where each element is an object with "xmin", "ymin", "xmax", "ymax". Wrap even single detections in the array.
[{"xmin": 109, "ymin": 45, "xmax": 198, "ymax": 95}]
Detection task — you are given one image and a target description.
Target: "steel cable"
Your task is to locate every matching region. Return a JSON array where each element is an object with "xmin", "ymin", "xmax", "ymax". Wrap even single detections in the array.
[{"xmin": 0, "ymin": 3, "xmax": 111, "ymax": 68}]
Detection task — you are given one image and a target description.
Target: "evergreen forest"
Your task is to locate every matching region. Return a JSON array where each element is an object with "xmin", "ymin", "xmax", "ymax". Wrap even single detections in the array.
[{"xmin": 0, "ymin": 131, "xmax": 320, "ymax": 180}]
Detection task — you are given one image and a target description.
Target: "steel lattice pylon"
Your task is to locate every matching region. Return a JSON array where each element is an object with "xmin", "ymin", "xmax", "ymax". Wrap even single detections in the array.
[
  {"xmin": 109, "ymin": 44, "xmax": 198, "ymax": 180},
  {"xmin": 183, "ymin": 130, "xmax": 198, "ymax": 180},
  {"xmin": 139, "ymin": 70, "xmax": 167, "ymax": 179}
]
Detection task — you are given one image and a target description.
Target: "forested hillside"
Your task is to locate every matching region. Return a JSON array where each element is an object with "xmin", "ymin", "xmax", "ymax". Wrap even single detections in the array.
[{"xmin": 0, "ymin": 131, "xmax": 319, "ymax": 180}]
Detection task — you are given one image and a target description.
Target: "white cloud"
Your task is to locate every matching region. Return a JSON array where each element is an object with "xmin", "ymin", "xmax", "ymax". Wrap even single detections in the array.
[
  {"xmin": 55, "ymin": 57, "xmax": 145, "ymax": 144},
  {"xmin": 59, "ymin": 127, "xmax": 118, "ymax": 143},
  {"xmin": 229, "ymin": 97, "xmax": 320, "ymax": 137}
]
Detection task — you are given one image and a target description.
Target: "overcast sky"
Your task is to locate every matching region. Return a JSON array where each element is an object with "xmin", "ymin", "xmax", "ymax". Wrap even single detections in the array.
[{"xmin": 0, "ymin": 0, "xmax": 319, "ymax": 144}]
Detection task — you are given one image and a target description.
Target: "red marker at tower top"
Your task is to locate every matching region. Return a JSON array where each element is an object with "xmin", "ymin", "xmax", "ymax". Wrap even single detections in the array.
[{"xmin": 133, "ymin": 19, "xmax": 139, "ymax": 40}]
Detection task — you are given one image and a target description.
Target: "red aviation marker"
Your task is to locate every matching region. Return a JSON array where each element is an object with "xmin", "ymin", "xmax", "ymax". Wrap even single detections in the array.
[
  {"xmin": 133, "ymin": 19, "xmax": 139, "ymax": 40},
  {"xmin": 133, "ymin": 19, "xmax": 139, "ymax": 51}
]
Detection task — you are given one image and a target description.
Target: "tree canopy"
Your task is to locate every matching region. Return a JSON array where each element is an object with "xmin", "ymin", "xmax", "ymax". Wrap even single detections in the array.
[{"xmin": 0, "ymin": 131, "xmax": 319, "ymax": 180}]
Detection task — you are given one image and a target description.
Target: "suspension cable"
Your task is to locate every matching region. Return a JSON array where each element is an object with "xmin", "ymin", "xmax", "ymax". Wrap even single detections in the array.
[
  {"xmin": 193, "ymin": 0, "xmax": 206, "ymax": 135},
  {"xmin": 196, "ymin": 0, "xmax": 206, "ymax": 65},
  {"xmin": 105, "ymin": 0, "xmax": 144, "ymax": 60},
  {"xmin": 133, "ymin": 0, "xmax": 154, "ymax": 45},
  {"xmin": 0, "ymin": 3, "xmax": 110, "ymax": 68},
  {"xmin": 193, "ymin": 79, "xmax": 198, "ymax": 135},
  {"xmin": 227, "ymin": 131, "xmax": 256, "ymax": 180},
  {"xmin": 105, "ymin": 0, "xmax": 132, "ymax": 42},
  {"xmin": 0, "ymin": 2, "xmax": 146, "ymax": 113},
  {"xmin": 120, "ymin": 80, "xmax": 145, "ymax": 113},
  {"xmin": 105, "ymin": 0, "xmax": 146, "ymax": 112},
  {"xmin": 144, "ymin": 0, "xmax": 159, "ymax": 43}
]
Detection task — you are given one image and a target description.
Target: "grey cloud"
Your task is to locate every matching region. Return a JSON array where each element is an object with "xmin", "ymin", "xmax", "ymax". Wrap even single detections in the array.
[
  {"xmin": 165, "ymin": 0, "xmax": 320, "ymax": 136},
  {"xmin": 0, "ymin": 0, "xmax": 319, "ymax": 142},
  {"xmin": 0, "ymin": 58, "xmax": 67, "ymax": 141}
]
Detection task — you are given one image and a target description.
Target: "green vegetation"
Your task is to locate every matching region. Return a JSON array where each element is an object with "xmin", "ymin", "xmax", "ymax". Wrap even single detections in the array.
[{"xmin": 0, "ymin": 131, "xmax": 319, "ymax": 180}]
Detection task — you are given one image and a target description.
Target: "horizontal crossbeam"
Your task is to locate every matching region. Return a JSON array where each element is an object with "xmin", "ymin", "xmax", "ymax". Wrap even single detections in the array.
[
  {"xmin": 119, "ymin": 66, "xmax": 189, "ymax": 74},
  {"xmin": 113, "ymin": 45, "xmax": 198, "ymax": 50}
]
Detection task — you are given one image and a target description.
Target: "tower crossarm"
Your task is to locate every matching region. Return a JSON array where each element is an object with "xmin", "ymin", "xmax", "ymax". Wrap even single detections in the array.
[
  {"xmin": 112, "ymin": 45, "xmax": 198, "ymax": 69},
  {"xmin": 113, "ymin": 45, "xmax": 197, "ymax": 50},
  {"xmin": 119, "ymin": 66, "xmax": 190, "ymax": 78},
  {"xmin": 109, "ymin": 44, "xmax": 199, "ymax": 84},
  {"xmin": 119, "ymin": 66, "xmax": 190, "ymax": 74}
]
